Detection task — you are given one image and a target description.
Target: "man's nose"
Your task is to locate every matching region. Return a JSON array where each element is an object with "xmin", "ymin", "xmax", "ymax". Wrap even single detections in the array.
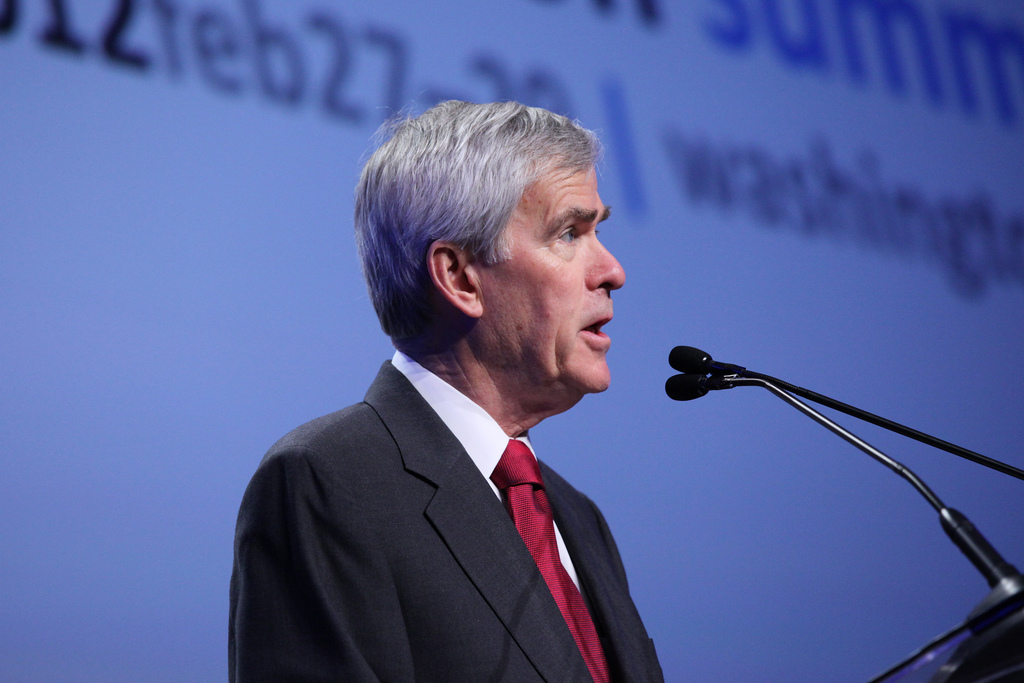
[{"xmin": 592, "ymin": 240, "xmax": 625, "ymax": 292}]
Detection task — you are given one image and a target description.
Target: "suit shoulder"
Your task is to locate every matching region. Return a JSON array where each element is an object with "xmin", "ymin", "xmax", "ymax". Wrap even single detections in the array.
[
  {"xmin": 238, "ymin": 401, "xmax": 406, "ymax": 530},
  {"xmin": 263, "ymin": 402, "xmax": 392, "ymax": 458},
  {"xmin": 250, "ymin": 402, "xmax": 403, "ymax": 491}
]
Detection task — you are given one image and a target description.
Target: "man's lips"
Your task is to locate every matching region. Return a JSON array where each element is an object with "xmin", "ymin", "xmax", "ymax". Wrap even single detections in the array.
[{"xmin": 582, "ymin": 316, "xmax": 612, "ymax": 337}]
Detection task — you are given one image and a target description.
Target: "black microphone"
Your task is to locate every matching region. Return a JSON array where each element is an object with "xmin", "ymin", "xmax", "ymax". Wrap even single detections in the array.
[
  {"xmin": 669, "ymin": 346, "xmax": 746, "ymax": 376},
  {"xmin": 665, "ymin": 373, "xmax": 735, "ymax": 401},
  {"xmin": 664, "ymin": 374, "xmax": 707, "ymax": 401}
]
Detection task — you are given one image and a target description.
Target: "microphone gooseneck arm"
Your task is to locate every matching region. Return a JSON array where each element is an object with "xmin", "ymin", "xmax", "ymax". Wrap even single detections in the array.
[
  {"xmin": 740, "ymin": 369, "xmax": 1024, "ymax": 483},
  {"xmin": 713, "ymin": 374, "xmax": 1021, "ymax": 590},
  {"xmin": 731, "ymin": 376, "xmax": 945, "ymax": 511},
  {"xmin": 666, "ymin": 345, "xmax": 1024, "ymax": 482}
]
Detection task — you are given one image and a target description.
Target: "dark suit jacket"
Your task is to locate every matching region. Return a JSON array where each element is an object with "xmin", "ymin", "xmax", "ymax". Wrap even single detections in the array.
[{"xmin": 229, "ymin": 362, "xmax": 663, "ymax": 682}]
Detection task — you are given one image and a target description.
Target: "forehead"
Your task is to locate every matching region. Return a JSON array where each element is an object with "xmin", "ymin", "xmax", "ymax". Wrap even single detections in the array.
[{"xmin": 518, "ymin": 167, "xmax": 601, "ymax": 215}]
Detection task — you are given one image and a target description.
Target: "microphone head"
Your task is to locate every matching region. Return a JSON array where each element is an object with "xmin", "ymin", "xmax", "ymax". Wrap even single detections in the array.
[
  {"xmin": 665, "ymin": 374, "xmax": 708, "ymax": 401},
  {"xmin": 669, "ymin": 346, "xmax": 712, "ymax": 374}
]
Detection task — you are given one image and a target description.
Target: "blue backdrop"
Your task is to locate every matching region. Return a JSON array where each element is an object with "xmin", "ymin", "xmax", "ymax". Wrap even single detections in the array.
[{"xmin": 2, "ymin": 0, "xmax": 1023, "ymax": 680}]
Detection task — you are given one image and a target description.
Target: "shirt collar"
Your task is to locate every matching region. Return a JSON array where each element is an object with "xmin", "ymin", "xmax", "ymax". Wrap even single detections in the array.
[{"xmin": 391, "ymin": 350, "xmax": 534, "ymax": 497}]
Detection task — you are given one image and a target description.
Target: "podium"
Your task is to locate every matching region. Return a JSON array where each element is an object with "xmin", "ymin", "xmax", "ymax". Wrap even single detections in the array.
[{"xmin": 869, "ymin": 582, "xmax": 1024, "ymax": 683}]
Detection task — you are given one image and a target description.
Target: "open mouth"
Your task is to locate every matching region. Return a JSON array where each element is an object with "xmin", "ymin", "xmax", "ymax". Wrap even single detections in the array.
[{"xmin": 583, "ymin": 318, "xmax": 611, "ymax": 335}]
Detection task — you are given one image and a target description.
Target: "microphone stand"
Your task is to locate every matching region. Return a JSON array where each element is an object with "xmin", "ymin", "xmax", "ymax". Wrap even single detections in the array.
[
  {"xmin": 704, "ymin": 374, "xmax": 1024, "ymax": 682},
  {"xmin": 717, "ymin": 375, "xmax": 1021, "ymax": 591}
]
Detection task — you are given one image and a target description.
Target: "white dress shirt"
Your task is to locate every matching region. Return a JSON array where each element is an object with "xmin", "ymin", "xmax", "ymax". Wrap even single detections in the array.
[{"xmin": 392, "ymin": 350, "xmax": 580, "ymax": 588}]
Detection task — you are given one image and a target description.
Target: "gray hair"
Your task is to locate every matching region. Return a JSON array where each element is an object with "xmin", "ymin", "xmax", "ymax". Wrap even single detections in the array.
[{"xmin": 354, "ymin": 100, "xmax": 602, "ymax": 341}]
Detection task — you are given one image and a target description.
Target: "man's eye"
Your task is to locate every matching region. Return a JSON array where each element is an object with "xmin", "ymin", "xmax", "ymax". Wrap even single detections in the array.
[{"xmin": 559, "ymin": 228, "xmax": 577, "ymax": 243}]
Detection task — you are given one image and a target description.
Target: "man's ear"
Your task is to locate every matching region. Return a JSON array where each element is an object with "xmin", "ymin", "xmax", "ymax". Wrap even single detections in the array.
[{"xmin": 426, "ymin": 241, "xmax": 484, "ymax": 319}]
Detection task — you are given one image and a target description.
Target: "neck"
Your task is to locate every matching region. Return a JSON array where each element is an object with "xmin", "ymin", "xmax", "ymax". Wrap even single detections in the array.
[{"xmin": 398, "ymin": 341, "xmax": 562, "ymax": 438}]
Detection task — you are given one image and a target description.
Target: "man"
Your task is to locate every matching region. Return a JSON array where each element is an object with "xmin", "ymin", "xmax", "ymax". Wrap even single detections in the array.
[{"xmin": 230, "ymin": 101, "xmax": 663, "ymax": 682}]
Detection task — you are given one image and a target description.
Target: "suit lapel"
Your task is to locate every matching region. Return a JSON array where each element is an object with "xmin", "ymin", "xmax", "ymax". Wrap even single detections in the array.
[
  {"xmin": 364, "ymin": 363, "xmax": 592, "ymax": 683},
  {"xmin": 545, "ymin": 464, "xmax": 663, "ymax": 683}
]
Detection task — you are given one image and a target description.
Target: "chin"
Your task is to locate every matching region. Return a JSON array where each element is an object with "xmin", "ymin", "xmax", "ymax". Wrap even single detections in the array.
[{"xmin": 572, "ymin": 365, "xmax": 612, "ymax": 395}]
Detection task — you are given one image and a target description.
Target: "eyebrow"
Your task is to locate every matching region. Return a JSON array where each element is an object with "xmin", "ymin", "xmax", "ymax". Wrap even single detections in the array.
[{"xmin": 546, "ymin": 205, "xmax": 612, "ymax": 236}]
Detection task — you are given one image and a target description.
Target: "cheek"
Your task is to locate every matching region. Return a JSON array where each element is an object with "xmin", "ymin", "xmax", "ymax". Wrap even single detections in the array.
[
  {"xmin": 552, "ymin": 300, "xmax": 586, "ymax": 353},
  {"xmin": 501, "ymin": 268, "xmax": 585, "ymax": 357}
]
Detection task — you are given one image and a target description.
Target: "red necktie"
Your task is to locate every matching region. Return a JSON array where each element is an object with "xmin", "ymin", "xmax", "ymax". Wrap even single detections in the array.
[{"xmin": 491, "ymin": 439, "xmax": 610, "ymax": 683}]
